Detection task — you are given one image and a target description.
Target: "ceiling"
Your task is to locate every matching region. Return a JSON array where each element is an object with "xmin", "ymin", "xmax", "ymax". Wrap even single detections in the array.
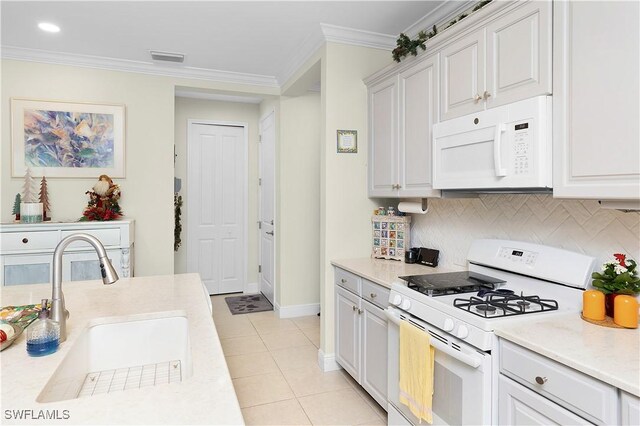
[{"xmin": 0, "ymin": 1, "xmax": 463, "ymax": 87}]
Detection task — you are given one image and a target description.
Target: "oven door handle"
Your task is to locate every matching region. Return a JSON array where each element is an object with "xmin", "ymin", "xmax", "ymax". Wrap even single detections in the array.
[{"xmin": 385, "ymin": 308, "xmax": 482, "ymax": 369}]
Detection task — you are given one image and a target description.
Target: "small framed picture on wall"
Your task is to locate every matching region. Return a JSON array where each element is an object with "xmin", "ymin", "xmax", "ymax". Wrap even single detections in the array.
[{"xmin": 337, "ymin": 130, "xmax": 357, "ymax": 153}]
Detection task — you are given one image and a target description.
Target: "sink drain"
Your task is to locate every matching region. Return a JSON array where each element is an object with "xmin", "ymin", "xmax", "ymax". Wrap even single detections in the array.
[{"xmin": 77, "ymin": 360, "xmax": 182, "ymax": 398}]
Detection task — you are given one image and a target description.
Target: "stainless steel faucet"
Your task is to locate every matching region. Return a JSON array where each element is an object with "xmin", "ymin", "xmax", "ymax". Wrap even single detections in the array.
[{"xmin": 50, "ymin": 233, "xmax": 119, "ymax": 342}]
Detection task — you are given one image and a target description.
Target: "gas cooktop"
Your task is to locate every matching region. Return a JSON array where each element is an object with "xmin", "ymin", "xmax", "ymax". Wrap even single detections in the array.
[{"xmin": 398, "ymin": 271, "xmax": 506, "ymax": 297}]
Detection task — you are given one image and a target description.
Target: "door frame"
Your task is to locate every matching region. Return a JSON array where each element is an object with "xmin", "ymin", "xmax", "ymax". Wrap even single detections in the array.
[
  {"xmin": 258, "ymin": 109, "xmax": 276, "ymax": 305},
  {"xmin": 186, "ymin": 119, "xmax": 249, "ymax": 294}
]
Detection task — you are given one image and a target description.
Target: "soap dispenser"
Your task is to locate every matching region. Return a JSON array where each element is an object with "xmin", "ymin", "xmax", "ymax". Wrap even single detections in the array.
[{"xmin": 26, "ymin": 299, "xmax": 60, "ymax": 357}]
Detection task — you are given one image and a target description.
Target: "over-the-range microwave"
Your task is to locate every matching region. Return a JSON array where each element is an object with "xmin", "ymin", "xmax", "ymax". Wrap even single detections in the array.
[{"xmin": 433, "ymin": 96, "xmax": 552, "ymax": 191}]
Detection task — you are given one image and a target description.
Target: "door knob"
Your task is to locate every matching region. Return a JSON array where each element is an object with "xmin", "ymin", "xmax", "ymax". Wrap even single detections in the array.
[
  {"xmin": 483, "ymin": 90, "xmax": 491, "ymax": 100},
  {"xmin": 474, "ymin": 93, "xmax": 482, "ymax": 103},
  {"xmin": 266, "ymin": 231, "xmax": 274, "ymax": 236}
]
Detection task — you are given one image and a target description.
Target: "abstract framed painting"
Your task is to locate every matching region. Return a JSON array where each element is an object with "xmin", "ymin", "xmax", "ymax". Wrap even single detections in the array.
[{"xmin": 11, "ymin": 98, "xmax": 125, "ymax": 178}]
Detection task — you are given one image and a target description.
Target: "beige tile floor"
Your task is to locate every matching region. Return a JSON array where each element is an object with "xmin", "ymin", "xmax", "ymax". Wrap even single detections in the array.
[{"xmin": 211, "ymin": 295, "xmax": 388, "ymax": 426}]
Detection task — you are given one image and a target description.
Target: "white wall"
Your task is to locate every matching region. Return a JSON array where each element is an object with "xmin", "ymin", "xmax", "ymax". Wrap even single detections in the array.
[
  {"xmin": 1, "ymin": 59, "xmax": 277, "ymax": 277},
  {"xmin": 173, "ymin": 97, "xmax": 260, "ymax": 287},
  {"xmin": 278, "ymin": 93, "xmax": 321, "ymax": 307},
  {"xmin": 319, "ymin": 43, "xmax": 393, "ymax": 356},
  {"xmin": 410, "ymin": 195, "xmax": 640, "ymax": 269}
]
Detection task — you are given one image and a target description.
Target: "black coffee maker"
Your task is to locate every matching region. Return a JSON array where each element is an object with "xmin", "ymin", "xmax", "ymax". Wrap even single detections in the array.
[
  {"xmin": 405, "ymin": 247, "xmax": 420, "ymax": 264},
  {"xmin": 405, "ymin": 247, "xmax": 440, "ymax": 267}
]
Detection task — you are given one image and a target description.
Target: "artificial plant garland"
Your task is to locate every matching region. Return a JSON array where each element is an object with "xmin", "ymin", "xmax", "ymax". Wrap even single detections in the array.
[
  {"xmin": 392, "ymin": 0, "xmax": 493, "ymax": 63},
  {"xmin": 174, "ymin": 193, "xmax": 183, "ymax": 252}
]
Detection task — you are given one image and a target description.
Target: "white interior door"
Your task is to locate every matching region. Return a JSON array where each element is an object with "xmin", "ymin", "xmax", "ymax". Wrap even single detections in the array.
[
  {"xmin": 187, "ymin": 122, "xmax": 245, "ymax": 295},
  {"xmin": 259, "ymin": 111, "xmax": 275, "ymax": 304}
]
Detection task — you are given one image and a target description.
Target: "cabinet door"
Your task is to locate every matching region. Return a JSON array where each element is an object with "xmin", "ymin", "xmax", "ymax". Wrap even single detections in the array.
[
  {"xmin": 1, "ymin": 254, "xmax": 52, "ymax": 286},
  {"xmin": 369, "ymin": 77, "xmax": 399, "ymax": 197},
  {"xmin": 498, "ymin": 375, "xmax": 591, "ymax": 425},
  {"xmin": 621, "ymin": 391, "xmax": 640, "ymax": 426},
  {"xmin": 360, "ymin": 300, "xmax": 388, "ymax": 410},
  {"xmin": 553, "ymin": 1, "xmax": 640, "ymax": 200},
  {"xmin": 398, "ymin": 54, "xmax": 441, "ymax": 198},
  {"xmin": 64, "ymin": 250, "xmax": 122, "ymax": 282},
  {"xmin": 335, "ymin": 286, "xmax": 361, "ymax": 381},
  {"xmin": 440, "ymin": 29, "xmax": 485, "ymax": 120},
  {"xmin": 485, "ymin": 1, "xmax": 552, "ymax": 108}
]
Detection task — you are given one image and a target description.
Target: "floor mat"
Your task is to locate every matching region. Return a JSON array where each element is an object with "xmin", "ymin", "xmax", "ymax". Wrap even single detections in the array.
[{"xmin": 224, "ymin": 293, "xmax": 273, "ymax": 315}]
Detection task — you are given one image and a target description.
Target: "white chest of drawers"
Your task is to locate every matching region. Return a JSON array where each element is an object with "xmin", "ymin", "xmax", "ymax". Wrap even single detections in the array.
[{"xmin": 0, "ymin": 220, "xmax": 134, "ymax": 286}]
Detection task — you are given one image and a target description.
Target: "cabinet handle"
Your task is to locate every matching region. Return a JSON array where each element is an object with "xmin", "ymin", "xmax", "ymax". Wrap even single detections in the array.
[
  {"xmin": 535, "ymin": 376, "xmax": 547, "ymax": 385},
  {"xmin": 341, "ymin": 278, "xmax": 347, "ymax": 284},
  {"xmin": 266, "ymin": 231, "xmax": 274, "ymax": 236},
  {"xmin": 474, "ymin": 93, "xmax": 482, "ymax": 103},
  {"xmin": 21, "ymin": 238, "xmax": 28, "ymax": 244},
  {"xmin": 370, "ymin": 293, "xmax": 377, "ymax": 299},
  {"xmin": 358, "ymin": 308, "xmax": 363, "ymax": 314},
  {"xmin": 352, "ymin": 305, "xmax": 357, "ymax": 311},
  {"xmin": 483, "ymin": 90, "xmax": 491, "ymax": 100}
]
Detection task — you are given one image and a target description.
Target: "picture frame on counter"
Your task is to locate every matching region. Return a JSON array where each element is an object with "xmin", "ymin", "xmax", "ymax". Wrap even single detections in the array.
[
  {"xmin": 337, "ymin": 129, "xmax": 357, "ymax": 153},
  {"xmin": 11, "ymin": 98, "xmax": 126, "ymax": 178}
]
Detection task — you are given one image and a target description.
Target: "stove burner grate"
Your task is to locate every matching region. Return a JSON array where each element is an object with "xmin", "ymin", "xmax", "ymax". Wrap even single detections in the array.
[{"xmin": 453, "ymin": 293, "xmax": 559, "ymax": 318}]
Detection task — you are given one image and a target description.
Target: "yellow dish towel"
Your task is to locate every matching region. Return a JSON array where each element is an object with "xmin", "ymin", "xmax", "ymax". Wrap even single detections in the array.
[{"xmin": 399, "ymin": 320, "xmax": 435, "ymax": 424}]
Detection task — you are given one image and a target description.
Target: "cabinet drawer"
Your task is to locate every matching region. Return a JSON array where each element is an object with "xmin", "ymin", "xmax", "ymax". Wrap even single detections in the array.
[
  {"xmin": 60, "ymin": 229, "xmax": 121, "ymax": 248},
  {"xmin": 335, "ymin": 268, "xmax": 361, "ymax": 295},
  {"xmin": 361, "ymin": 279, "xmax": 390, "ymax": 309},
  {"xmin": 499, "ymin": 339, "xmax": 617, "ymax": 424},
  {"xmin": 1, "ymin": 231, "xmax": 59, "ymax": 252}
]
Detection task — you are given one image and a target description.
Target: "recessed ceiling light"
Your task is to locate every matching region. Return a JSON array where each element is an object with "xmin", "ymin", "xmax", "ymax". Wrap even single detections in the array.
[{"xmin": 38, "ymin": 22, "xmax": 60, "ymax": 33}]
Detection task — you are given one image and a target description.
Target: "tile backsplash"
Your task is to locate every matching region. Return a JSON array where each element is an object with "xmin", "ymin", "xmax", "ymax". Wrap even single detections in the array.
[{"xmin": 410, "ymin": 194, "xmax": 640, "ymax": 269}]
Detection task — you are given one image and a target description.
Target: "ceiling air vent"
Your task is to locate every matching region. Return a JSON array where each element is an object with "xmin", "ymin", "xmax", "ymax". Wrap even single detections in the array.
[{"xmin": 150, "ymin": 50, "xmax": 185, "ymax": 63}]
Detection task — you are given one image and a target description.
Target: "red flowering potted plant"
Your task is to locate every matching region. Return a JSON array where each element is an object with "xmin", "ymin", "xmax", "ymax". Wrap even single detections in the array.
[{"xmin": 591, "ymin": 254, "xmax": 640, "ymax": 317}]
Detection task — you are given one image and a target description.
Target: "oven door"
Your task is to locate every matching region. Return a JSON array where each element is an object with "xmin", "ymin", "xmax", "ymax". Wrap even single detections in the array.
[{"xmin": 386, "ymin": 307, "xmax": 492, "ymax": 426}]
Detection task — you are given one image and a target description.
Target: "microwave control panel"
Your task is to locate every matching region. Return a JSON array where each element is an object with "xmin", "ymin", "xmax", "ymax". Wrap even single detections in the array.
[{"xmin": 513, "ymin": 121, "xmax": 532, "ymax": 175}]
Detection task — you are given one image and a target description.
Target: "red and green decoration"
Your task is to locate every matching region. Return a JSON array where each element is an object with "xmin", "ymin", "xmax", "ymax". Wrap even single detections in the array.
[
  {"xmin": 592, "ymin": 253, "xmax": 640, "ymax": 317},
  {"xmin": 80, "ymin": 175, "xmax": 122, "ymax": 221}
]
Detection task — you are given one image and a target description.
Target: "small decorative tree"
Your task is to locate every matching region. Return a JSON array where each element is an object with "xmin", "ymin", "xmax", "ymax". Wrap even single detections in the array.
[
  {"xmin": 22, "ymin": 168, "xmax": 37, "ymax": 203},
  {"xmin": 39, "ymin": 176, "xmax": 51, "ymax": 221},
  {"xmin": 12, "ymin": 193, "xmax": 21, "ymax": 221}
]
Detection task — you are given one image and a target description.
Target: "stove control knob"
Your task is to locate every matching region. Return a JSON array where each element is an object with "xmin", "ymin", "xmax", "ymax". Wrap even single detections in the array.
[
  {"xmin": 391, "ymin": 295, "xmax": 403, "ymax": 306},
  {"xmin": 443, "ymin": 318, "xmax": 455, "ymax": 332},
  {"xmin": 400, "ymin": 299, "xmax": 411, "ymax": 310},
  {"xmin": 456, "ymin": 325, "xmax": 469, "ymax": 339}
]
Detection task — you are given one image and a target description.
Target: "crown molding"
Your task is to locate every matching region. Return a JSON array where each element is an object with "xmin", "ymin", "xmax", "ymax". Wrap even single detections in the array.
[
  {"xmin": 277, "ymin": 26, "xmax": 325, "ymax": 88},
  {"xmin": 403, "ymin": 0, "xmax": 474, "ymax": 37},
  {"xmin": 175, "ymin": 90, "xmax": 263, "ymax": 104},
  {"xmin": 320, "ymin": 23, "xmax": 396, "ymax": 50},
  {"xmin": 1, "ymin": 46, "xmax": 280, "ymax": 88}
]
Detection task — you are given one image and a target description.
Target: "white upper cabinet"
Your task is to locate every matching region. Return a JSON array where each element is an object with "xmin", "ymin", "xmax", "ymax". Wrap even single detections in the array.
[
  {"xmin": 369, "ymin": 77, "xmax": 398, "ymax": 197},
  {"xmin": 553, "ymin": 1, "xmax": 640, "ymax": 200},
  {"xmin": 368, "ymin": 54, "xmax": 440, "ymax": 198},
  {"xmin": 398, "ymin": 54, "xmax": 440, "ymax": 197},
  {"xmin": 440, "ymin": 0, "xmax": 552, "ymax": 121},
  {"xmin": 485, "ymin": 0, "xmax": 552, "ymax": 108},
  {"xmin": 441, "ymin": 29, "xmax": 485, "ymax": 120}
]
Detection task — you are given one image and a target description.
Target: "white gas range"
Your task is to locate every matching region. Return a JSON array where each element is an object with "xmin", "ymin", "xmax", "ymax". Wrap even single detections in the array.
[{"xmin": 385, "ymin": 239, "xmax": 597, "ymax": 426}]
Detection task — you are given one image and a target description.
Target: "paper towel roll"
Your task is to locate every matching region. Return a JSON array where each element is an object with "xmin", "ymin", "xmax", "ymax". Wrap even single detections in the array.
[{"xmin": 398, "ymin": 199, "xmax": 429, "ymax": 214}]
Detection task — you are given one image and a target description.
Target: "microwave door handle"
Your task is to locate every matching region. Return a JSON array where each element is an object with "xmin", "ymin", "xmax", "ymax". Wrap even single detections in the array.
[
  {"xmin": 384, "ymin": 308, "xmax": 482, "ymax": 369},
  {"xmin": 493, "ymin": 124, "xmax": 508, "ymax": 177}
]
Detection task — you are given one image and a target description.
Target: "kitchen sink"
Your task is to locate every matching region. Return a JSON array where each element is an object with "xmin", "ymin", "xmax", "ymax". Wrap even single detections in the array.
[{"xmin": 37, "ymin": 311, "xmax": 192, "ymax": 402}]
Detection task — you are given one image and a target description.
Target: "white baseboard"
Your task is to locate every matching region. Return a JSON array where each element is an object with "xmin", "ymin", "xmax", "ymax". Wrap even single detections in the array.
[
  {"xmin": 244, "ymin": 282, "xmax": 259, "ymax": 294},
  {"xmin": 277, "ymin": 303, "xmax": 320, "ymax": 319},
  {"xmin": 317, "ymin": 349, "xmax": 342, "ymax": 372}
]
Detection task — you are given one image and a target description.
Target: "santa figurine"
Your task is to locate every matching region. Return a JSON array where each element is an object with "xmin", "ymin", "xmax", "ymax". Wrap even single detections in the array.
[{"xmin": 81, "ymin": 175, "xmax": 122, "ymax": 221}]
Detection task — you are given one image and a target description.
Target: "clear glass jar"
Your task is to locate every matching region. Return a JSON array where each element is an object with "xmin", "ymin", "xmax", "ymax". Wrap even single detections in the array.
[{"xmin": 26, "ymin": 300, "xmax": 60, "ymax": 357}]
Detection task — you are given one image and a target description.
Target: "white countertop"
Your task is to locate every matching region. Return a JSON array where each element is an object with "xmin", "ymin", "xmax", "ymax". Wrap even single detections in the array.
[
  {"xmin": 331, "ymin": 258, "xmax": 459, "ymax": 288},
  {"xmin": 494, "ymin": 313, "xmax": 640, "ymax": 397},
  {"xmin": 0, "ymin": 273, "xmax": 244, "ymax": 425}
]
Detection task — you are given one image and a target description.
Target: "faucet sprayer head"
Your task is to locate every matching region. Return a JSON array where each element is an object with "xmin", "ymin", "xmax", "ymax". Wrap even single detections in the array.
[{"xmin": 100, "ymin": 256, "xmax": 119, "ymax": 285}]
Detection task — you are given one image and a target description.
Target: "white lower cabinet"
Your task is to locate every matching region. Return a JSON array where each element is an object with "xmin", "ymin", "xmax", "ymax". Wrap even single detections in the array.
[
  {"xmin": 334, "ymin": 267, "xmax": 389, "ymax": 410},
  {"xmin": 498, "ymin": 339, "xmax": 637, "ymax": 426},
  {"xmin": 499, "ymin": 375, "xmax": 590, "ymax": 425},
  {"xmin": 621, "ymin": 391, "xmax": 640, "ymax": 426}
]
